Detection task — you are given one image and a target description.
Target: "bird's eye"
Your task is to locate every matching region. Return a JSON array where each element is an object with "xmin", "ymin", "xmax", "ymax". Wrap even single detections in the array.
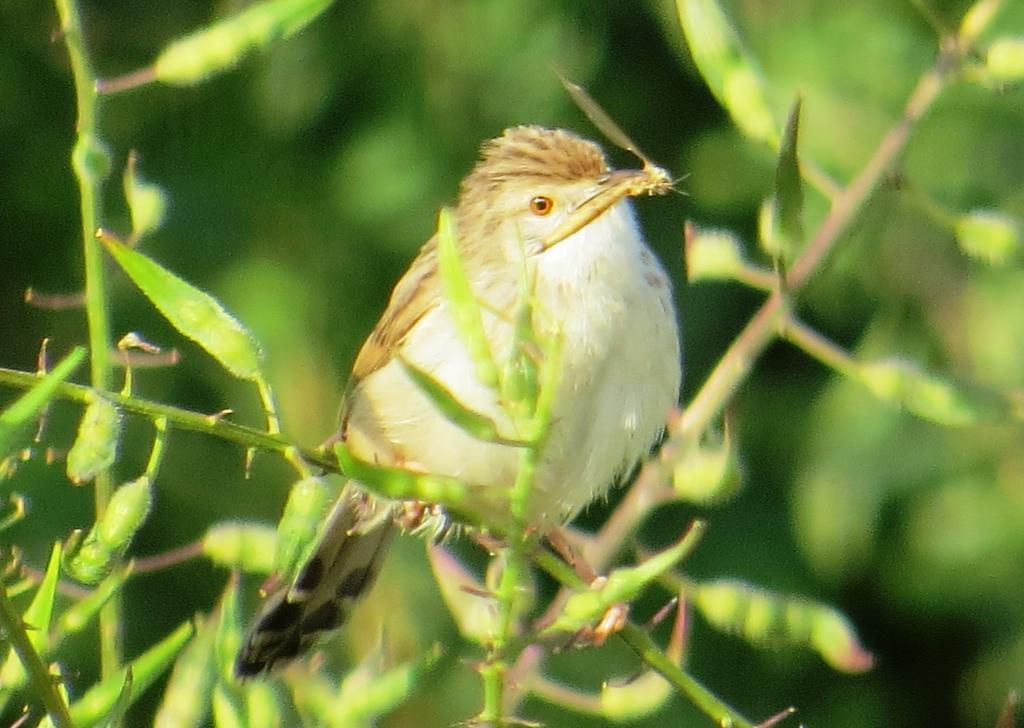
[{"xmin": 529, "ymin": 195, "xmax": 554, "ymax": 216}]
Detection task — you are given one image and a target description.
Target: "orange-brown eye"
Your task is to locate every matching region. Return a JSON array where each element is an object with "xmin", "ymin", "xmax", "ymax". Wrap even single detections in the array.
[{"xmin": 529, "ymin": 195, "xmax": 554, "ymax": 216}]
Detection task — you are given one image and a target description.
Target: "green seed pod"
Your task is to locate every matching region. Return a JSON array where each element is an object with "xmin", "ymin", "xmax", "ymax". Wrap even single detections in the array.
[
  {"xmin": 66, "ymin": 396, "xmax": 122, "ymax": 484},
  {"xmin": 203, "ymin": 522, "xmax": 277, "ymax": 574},
  {"xmin": 859, "ymin": 357, "xmax": 998, "ymax": 426},
  {"xmin": 685, "ymin": 224, "xmax": 746, "ymax": 282},
  {"xmin": 68, "ymin": 477, "xmax": 152, "ymax": 584},
  {"xmin": 986, "ymin": 36, "xmax": 1024, "ymax": 82},
  {"xmin": 672, "ymin": 432, "xmax": 743, "ymax": 506},
  {"xmin": 954, "ymin": 209, "xmax": 1021, "ymax": 266},
  {"xmin": 694, "ymin": 579, "xmax": 873, "ymax": 673}
]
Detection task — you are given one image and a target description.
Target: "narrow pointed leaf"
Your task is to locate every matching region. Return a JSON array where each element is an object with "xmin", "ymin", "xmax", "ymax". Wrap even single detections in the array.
[
  {"xmin": 436, "ymin": 207, "xmax": 500, "ymax": 390},
  {"xmin": 245, "ymin": 681, "xmax": 282, "ymax": 728},
  {"xmin": 546, "ymin": 522, "xmax": 706, "ymax": 635},
  {"xmin": 333, "ymin": 645, "xmax": 444, "ymax": 725},
  {"xmin": 214, "ymin": 576, "xmax": 243, "ymax": 681},
  {"xmin": 334, "ymin": 442, "xmax": 480, "ymax": 517},
  {"xmin": 0, "ymin": 347, "xmax": 85, "ymax": 459},
  {"xmin": 399, "ymin": 357, "xmax": 521, "ymax": 444},
  {"xmin": 211, "ymin": 684, "xmax": 245, "ymax": 728},
  {"xmin": 765, "ymin": 98, "xmax": 804, "ymax": 259},
  {"xmin": 55, "ymin": 567, "xmax": 130, "ymax": 639},
  {"xmin": 153, "ymin": 612, "xmax": 217, "ymax": 728},
  {"xmin": 101, "ymin": 236, "xmax": 263, "ymax": 380},
  {"xmin": 0, "ymin": 542, "xmax": 62, "ymax": 687}
]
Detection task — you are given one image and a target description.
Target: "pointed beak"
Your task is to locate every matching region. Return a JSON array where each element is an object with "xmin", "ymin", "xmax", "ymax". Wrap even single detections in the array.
[{"xmin": 539, "ymin": 164, "xmax": 672, "ymax": 251}]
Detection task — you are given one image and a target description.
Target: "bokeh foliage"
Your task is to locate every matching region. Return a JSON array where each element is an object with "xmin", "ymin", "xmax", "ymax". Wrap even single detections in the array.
[{"xmin": 2, "ymin": 0, "xmax": 1024, "ymax": 726}]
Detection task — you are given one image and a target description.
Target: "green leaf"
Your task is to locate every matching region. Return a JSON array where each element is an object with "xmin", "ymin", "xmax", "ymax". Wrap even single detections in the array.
[
  {"xmin": 211, "ymin": 684, "xmax": 245, "ymax": 728},
  {"xmin": 334, "ymin": 441, "xmax": 480, "ymax": 516},
  {"xmin": 203, "ymin": 522, "xmax": 277, "ymax": 574},
  {"xmin": 545, "ymin": 522, "xmax": 706, "ymax": 635},
  {"xmin": 0, "ymin": 543, "xmax": 62, "ymax": 688},
  {"xmin": 0, "ymin": 347, "xmax": 85, "ymax": 459},
  {"xmin": 101, "ymin": 236, "xmax": 263, "ymax": 380},
  {"xmin": 154, "ymin": 0, "xmax": 334, "ymax": 86},
  {"xmin": 399, "ymin": 357, "xmax": 524, "ymax": 444},
  {"xmin": 335, "ymin": 645, "xmax": 443, "ymax": 724},
  {"xmin": 66, "ymin": 395, "xmax": 122, "ymax": 485},
  {"xmin": 694, "ymin": 579, "xmax": 874, "ymax": 673},
  {"xmin": 244, "ymin": 681, "xmax": 282, "ymax": 728},
  {"xmin": 153, "ymin": 612, "xmax": 217, "ymax": 728},
  {"xmin": 214, "ymin": 576, "xmax": 243, "ymax": 682},
  {"xmin": 676, "ymin": 0, "xmax": 777, "ymax": 146},
  {"xmin": 765, "ymin": 98, "xmax": 804, "ymax": 259},
  {"xmin": 436, "ymin": 207, "xmax": 500, "ymax": 391},
  {"xmin": 291, "ymin": 644, "xmax": 443, "ymax": 727}
]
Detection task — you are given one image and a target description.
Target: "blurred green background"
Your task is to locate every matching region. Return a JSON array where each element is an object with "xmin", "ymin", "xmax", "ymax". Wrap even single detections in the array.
[{"xmin": 2, "ymin": 0, "xmax": 1024, "ymax": 725}]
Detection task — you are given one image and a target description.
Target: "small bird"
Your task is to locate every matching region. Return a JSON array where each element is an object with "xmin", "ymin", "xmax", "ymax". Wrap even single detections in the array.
[{"xmin": 235, "ymin": 125, "xmax": 682, "ymax": 676}]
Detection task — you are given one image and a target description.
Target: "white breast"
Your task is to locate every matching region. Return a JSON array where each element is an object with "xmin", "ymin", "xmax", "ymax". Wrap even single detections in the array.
[{"xmin": 348, "ymin": 200, "xmax": 681, "ymax": 525}]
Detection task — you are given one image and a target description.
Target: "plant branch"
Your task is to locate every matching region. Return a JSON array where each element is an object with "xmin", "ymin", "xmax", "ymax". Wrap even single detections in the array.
[
  {"xmin": 678, "ymin": 49, "xmax": 953, "ymax": 443},
  {"xmin": 0, "ymin": 367, "xmax": 335, "ymax": 472}
]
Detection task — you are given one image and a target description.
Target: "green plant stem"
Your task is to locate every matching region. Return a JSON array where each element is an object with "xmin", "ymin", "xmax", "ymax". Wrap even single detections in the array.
[
  {"xmin": 617, "ymin": 624, "xmax": 753, "ymax": 728},
  {"xmin": 780, "ymin": 316, "xmax": 859, "ymax": 377},
  {"xmin": 0, "ymin": 587, "xmax": 76, "ymax": 728},
  {"xmin": 53, "ymin": 0, "xmax": 121, "ymax": 676},
  {"xmin": 0, "ymin": 367, "xmax": 335, "ymax": 472}
]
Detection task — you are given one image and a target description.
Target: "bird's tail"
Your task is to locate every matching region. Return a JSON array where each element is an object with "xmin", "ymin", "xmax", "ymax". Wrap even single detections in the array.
[{"xmin": 235, "ymin": 486, "xmax": 395, "ymax": 677}]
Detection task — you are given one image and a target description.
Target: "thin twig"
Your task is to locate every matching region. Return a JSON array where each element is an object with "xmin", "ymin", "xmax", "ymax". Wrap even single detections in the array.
[{"xmin": 0, "ymin": 366, "xmax": 335, "ymax": 472}]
